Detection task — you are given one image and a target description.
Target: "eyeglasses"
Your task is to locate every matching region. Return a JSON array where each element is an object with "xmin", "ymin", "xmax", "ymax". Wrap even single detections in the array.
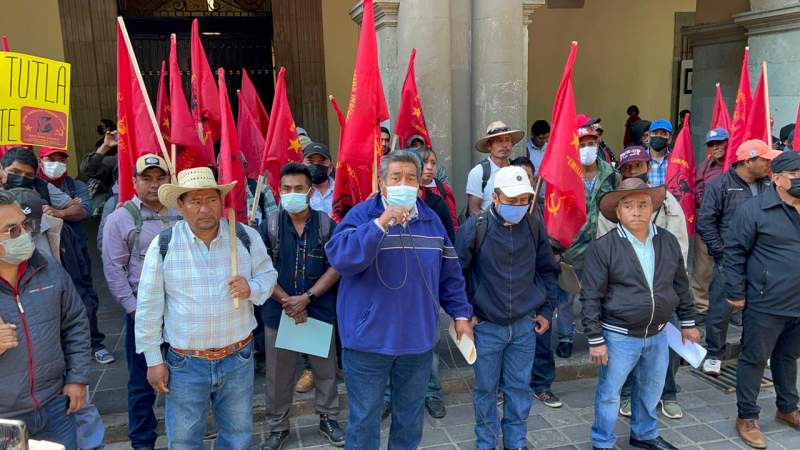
[{"xmin": 0, "ymin": 219, "xmax": 34, "ymax": 239}]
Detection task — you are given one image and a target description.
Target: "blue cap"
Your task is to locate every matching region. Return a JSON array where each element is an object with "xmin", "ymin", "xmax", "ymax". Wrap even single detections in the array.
[
  {"xmin": 705, "ymin": 128, "xmax": 730, "ymax": 144},
  {"xmin": 649, "ymin": 119, "xmax": 673, "ymax": 134}
]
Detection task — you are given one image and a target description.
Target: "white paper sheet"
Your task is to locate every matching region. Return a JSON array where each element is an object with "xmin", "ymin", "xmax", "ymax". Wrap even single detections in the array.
[{"xmin": 665, "ymin": 322, "xmax": 707, "ymax": 368}]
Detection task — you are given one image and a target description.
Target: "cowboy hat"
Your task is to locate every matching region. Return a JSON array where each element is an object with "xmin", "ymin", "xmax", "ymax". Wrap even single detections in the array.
[
  {"xmin": 599, "ymin": 178, "xmax": 666, "ymax": 223},
  {"xmin": 158, "ymin": 167, "xmax": 237, "ymax": 210},
  {"xmin": 475, "ymin": 121, "xmax": 525, "ymax": 153}
]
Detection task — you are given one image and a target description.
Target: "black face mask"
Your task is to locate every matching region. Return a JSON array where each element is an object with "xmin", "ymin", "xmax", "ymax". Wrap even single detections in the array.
[
  {"xmin": 650, "ymin": 136, "xmax": 669, "ymax": 151},
  {"xmin": 787, "ymin": 177, "xmax": 800, "ymax": 199},
  {"xmin": 308, "ymin": 164, "xmax": 329, "ymax": 185},
  {"xmin": 4, "ymin": 173, "xmax": 35, "ymax": 190}
]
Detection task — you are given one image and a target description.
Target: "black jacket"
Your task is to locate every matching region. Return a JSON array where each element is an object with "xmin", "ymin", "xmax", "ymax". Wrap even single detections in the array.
[
  {"xmin": 580, "ymin": 224, "xmax": 695, "ymax": 346},
  {"xmin": 724, "ymin": 186, "xmax": 800, "ymax": 317},
  {"xmin": 696, "ymin": 168, "xmax": 770, "ymax": 260},
  {"xmin": 455, "ymin": 207, "xmax": 559, "ymax": 325}
]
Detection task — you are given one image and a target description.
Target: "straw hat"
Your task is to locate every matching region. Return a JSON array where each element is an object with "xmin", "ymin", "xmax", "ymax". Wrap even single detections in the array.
[
  {"xmin": 599, "ymin": 178, "xmax": 666, "ymax": 223},
  {"xmin": 475, "ymin": 121, "xmax": 525, "ymax": 153},
  {"xmin": 158, "ymin": 167, "xmax": 236, "ymax": 210}
]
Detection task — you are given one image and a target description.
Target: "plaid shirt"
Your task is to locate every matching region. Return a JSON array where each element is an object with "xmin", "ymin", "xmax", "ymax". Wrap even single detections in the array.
[
  {"xmin": 648, "ymin": 150, "xmax": 670, "ymax": 186},
  {"xmin": 135, "ymin": 220, "xmax": 277, "ymax": 366}
]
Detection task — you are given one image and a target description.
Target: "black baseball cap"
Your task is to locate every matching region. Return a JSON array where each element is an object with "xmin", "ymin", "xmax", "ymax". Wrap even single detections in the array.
[
  {"xmin": 8, "ymin": 188, "xmax": 44, "ymax": 233},
  {"xmin": 771, "ymin": 150, "xmax": 800, "ymax": 174},
  {"xmin": 302, "ymin": 142, "xmax": 331, "ymax": 161}
]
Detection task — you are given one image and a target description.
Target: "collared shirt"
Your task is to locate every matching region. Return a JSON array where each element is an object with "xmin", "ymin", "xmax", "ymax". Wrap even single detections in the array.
[
  {"xmin": 466, "ymin": 158, "xmax": 504, "ymax": 209},
  {"xmin": 310, "ymin": 177, "xmax": 335, "ymax": 217},
  {"xmin": 527, "ymin": 140, "xmax": 546, "ymax": 171},
  {"xmin": 583, "ymin": 175, "xmax": 597, "ymax": 194},
  {"xmin": 101, "ymin": 196, "xmax": 179, "ymax": 314},
  {"xmin": 621, "ymin": 223, "xmax": 657, "ymax": 291},
  {"xmin": 648, "ymin": 150, "xmax": 670, "ymax": 187},
  {"xmin": 135, "ymin": 219, "xmax": 278, "ymax": 366}
]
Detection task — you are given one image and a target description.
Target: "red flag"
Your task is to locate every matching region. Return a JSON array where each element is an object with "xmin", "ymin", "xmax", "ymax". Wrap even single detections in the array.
[
  {"xmin": 260, "ymin": 67, "xmax": 302, "ymax": 200},
  {"xmin": 393, "ymin": 48, "xmax": 431, "ymax": 148},
  {"xmin": 331, "ymin": 0, "xmax": 390, "ymax": 222},
  {"xmin": 191, "ymin": 19, "xmax": 221, "ymax": 143},
  {"xmin": 540, "ymin": 42, "xmax": 586, "ymax": 248},
  {"xmin": 240, "ymin": 69, "xmax": 269, "ymax": 137},
  {"xmin": 793, "ymin": 104, "xmax": 800, "ymax": 151},
  {"xmin": 329, "ymin": 94, "xmax": 345, "ymax": 130},
  {"xmin": 1, "ymin": 36, "xmax": 8, "ymax": 51},
  {"xmin": 237, "ymin": 90, "xmax": 265, "ymax": 180},
  {"xmin": 217, "ymin": 68, "xmax": 247, "ymax": 222},
  {"xmin": 666, "ymin": 113, "xmax": 696, "ymax": 236},
  {"xmin": 155, "ymin": 60, "xmax": 170, "ymax": 145},
  {"xmin": 726, "ymin": 48, "xmax": 752, "ymax": 169},
  {"xmin": 116, "ymin": 18, "xmax": 166, "ymax": 203},
  {"xmin": 744, "ymin": 63, "xmax": 769, "ymax": 145},
  {"xmin": 169, "ymin": 33, "xmax": 214, "ymax": 171},
  {"xmin": 710, "ymin": 83, "xmax": 731, "ymax": 132}
]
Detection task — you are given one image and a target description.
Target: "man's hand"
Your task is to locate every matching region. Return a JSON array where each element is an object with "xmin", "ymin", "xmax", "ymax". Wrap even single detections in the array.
[
  {"xmin": 681, "ymin": 327, "xmax": 701, "ymax": 345},
  {"xmin": 226, "ymin": 276, "xmax": 251, "ymax": 300},
  {"xmin": 378, "ymin": 205, "xmax": 411, "ymax": 230},
  {"xmin": 0, "ymin": 317, "xmax": 18, "ymax": 356},
  {"xmin": 454, "ymin": 318, "xmax": 474, "ymax": 343},
  {"xmin": 292, "ymin": 310, "xmax": 308, "ymax": 324},
  {"xmin": 147, "ymin": 364, "xmax": 170, "ymax": 393},
  {"xmin": 283, "ymin": 294, "xmax": 310, "ymax": 317},
  {"xmin": 533, "ymin": 315, "xmax": 550, "ymax": 335},
  {"xmin": 96, "ymin": 131, "xmax": 117, "ymax": 154},
  {"xmin": 590, "ymin": 344, "xmax": 609, "ymax": 366},
  {"xmin": 42, "ymin": 205, "xmax": 63, "ymax": 219},
  {"xmin": 62, "ymin": 383, "xmax": 86, "ymax": 414},
  {"xmin": 728, "ymin": 299, "xmax": 745, "ymax": 313}
]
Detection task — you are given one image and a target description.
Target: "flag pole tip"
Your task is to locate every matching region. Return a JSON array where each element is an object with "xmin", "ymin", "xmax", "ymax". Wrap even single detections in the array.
[
  {"xmin": 571, "ymin": 41, "xmax": 578, "ymax": 45},
  {"xmin": 745, "ymin": 46, "xmax": 749, "ymax": 50},
  {"xmin": 328, "ymin": 94, "xmax": 335, "ymax": 100}
]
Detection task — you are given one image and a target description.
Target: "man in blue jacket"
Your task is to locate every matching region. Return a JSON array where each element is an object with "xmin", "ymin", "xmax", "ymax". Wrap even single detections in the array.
[
  {"xmin": 325, "ymin": 150, "xmax": 474, "ymax": 450},
  {"xmin": 456, "ymin": 165, "xmax": 559, "ymax": 450}
]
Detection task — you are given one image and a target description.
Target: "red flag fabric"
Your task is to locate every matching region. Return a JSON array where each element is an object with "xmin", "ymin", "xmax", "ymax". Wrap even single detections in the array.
[
  {"xmin": 217, "ymin": 68, "xmax": 247, "ymax": 222},
  {"xmin": 393, "ymin": 48, "xmax": 431, "ymax": 148},
  {"xmin": 331, "ymin": 0, "xmax": 390, "ymax": 222},
  {"xmin": 191, "ymin": 19, "xmax": 221, "ymax": 143},
  {"xmin": 240, "ymin": 69, "xmax": 270, "ymax": 137},
  {"xmin": 726, "ymin": 48, "xmax": 752, "ymax": 169},
  {"xmin": 710, "ymin": 83, "xmax": 731, "ymax": 132},
  {"xmin": 744, "ymin": 64, "xmax": 769, "ymax": 145},
  {"xmin": 260, "ymin": 67, "xmax": 302, "ymax": 200},
  {"xmin": 1, "ymin": 36, "xmax": 8, "ymax": 51},
  {"xmin": 169, "ymin": 34, "xmax": 214, "ymax": 172},
  {"xmin": 793, "ymin": 104, "xmax": 800, "ymax": 151},
  {"xmin": 539, "ymin": 42, "xmax": 586, "ymax": 248},
  {"xmin": 116, "ymin": 19, "xmax": 164, "ymax": 203},
  {"xmin": 666, "ymin": 113, "xmax": 696, "ymax": 236},
  {"xmin": 237, "ymin": 90, "xmax": 265, "ymax": 180},
  {"xmin": 155, "ymin": 60, "xmax": 170, "ymax": 145},
  {"xmin": 329, "ymin": 94, "xmax": 345, "ymax": 130}
]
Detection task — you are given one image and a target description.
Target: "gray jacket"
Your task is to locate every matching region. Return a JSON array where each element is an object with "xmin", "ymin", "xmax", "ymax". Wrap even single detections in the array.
[{"xmin": 0, "ymin": 251, "xmax": 91, "ymax": 416}]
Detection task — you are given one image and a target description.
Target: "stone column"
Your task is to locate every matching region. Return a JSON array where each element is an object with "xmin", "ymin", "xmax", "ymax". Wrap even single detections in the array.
[
  {"xmin": 735, "ymin": 2, "xmax": 800, "ymax": 134},
  {"xmin": 450, "ymin": 0, "xmax": 473, "ymax": 199},
  {"xmin": 684, "ymin": 22, "xmax": 747, "ymax": 158},
  {"xmin": 349, "ymin": 0, "xmax": 401, "ymax": 122},
  {"xmin": 397, "ymin": 0, "xmax": 453, "ymax": 173}
]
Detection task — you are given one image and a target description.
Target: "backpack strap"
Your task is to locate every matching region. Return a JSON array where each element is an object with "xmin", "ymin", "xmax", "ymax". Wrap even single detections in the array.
[
  {"xmin": 158, "ymin": 227, "xmax": 173, "ymax": 261},
  {"xmin": 317, "ymin": 211, "xmax": 332, "ymax": 245},
  {"xmin": 480, "ymin": 158, "xmax": 492, "ymax": 192},
  {"xmin": 121, "ymin": 201, "xmax": 144, "ymax": 258},
  {"xmin": 235, "ymin": 223, "xmax": 252, "ymax": 253},
  {"xmin": 473, "ymin": 210, "xmax": 490, "ymax": 254}
]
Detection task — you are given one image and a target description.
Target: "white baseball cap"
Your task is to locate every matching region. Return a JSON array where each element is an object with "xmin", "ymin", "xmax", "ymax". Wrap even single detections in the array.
[{"xmin": 493, "ymin": 166, "xmax": 534, "ymax": 198}]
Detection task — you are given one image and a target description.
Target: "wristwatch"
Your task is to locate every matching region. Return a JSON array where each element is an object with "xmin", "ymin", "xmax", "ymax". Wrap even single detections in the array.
[{"xmin": 305, "ymin": 291, "xmax": 317, "ymax": 302}]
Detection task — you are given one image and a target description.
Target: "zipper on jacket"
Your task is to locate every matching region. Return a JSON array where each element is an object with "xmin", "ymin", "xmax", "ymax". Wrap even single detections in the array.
[
  {"xmin": 643, "ymin": 291, "xmax": 655, "ymax": 340},
  {"xmin": 13, "ymin": 293, "xmax": 41, "ymax": 410}
]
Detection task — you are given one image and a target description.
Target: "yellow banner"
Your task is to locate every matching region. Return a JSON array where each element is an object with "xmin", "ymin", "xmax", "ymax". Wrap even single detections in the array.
[{"xmin": 0, "ymin": 51, "xmax": 71, "ymax": 149}]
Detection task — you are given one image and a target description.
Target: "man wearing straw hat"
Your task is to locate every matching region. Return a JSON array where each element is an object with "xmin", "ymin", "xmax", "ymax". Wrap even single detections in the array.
[
  {"xmin": 135, "ymin": 166, "xmax": 278, "ymax": 449},
  {"xmin": 581, "ymin": 178, "xmax": 699, "ymax": 450},
  {"xmin": 465, "ymin": 121, "xmax": 525, "ymax": 217}
]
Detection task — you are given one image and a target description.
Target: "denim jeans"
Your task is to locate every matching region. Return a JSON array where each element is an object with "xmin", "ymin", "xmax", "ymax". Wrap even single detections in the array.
[
  {"xmin": 591, "ymin": 330, "xmax": 669, "ymax": 449},
  {"xmin": 705, "ymin": 261, "xmax": 731, "ymax": 358},
  {"xmin": 472, "ymin": 318, "xmax": 536, "ymax": 450},
  {"xmin": 531, "ymin": 325, "xmax": 555, "ymax": 393},
  {"xmin": 384, "ymin": 351, "xmax": 442, "ymax": 403},
  {"xmin": 12, "ymin": 394, "xmax": 77, "ymax": 450},
  {"xmin": 343, "ymin": 348, "xmax": 432, "ymax": 450},
  {"xmin": 621, "ymin": 315, "xmax": 680, "ymax": 402},
  {"xmin": 124, "ymin": 315, "xmax": 158, "ymax": 448},
  {"xmin": 164, "ymin": 342, "xmax": 255, "ymax": 449}
]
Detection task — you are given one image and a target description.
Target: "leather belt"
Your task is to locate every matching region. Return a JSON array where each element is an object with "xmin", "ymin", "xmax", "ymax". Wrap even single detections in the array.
[{"xmin": 171, "ymin": 335, "xmax": 253, "ymax": 360}]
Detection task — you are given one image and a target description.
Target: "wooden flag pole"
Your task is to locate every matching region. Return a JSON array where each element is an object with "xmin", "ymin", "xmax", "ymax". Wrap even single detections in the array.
[
  {"xmin": 530, "ymin": 176, "xmax": 543, "ymax": 215},
  {"xmin": 249, "ymin": 174, "xmax": 265, "ymax": 223},
  {"xmin": 228, "ymin": 208, "xmax": 240, "ymax": 309},
  {"xmin": 117, "ymin": 17, "xmax": 175, "ymax": 176},
  {"xmin": 390, "ymin": 134, "xmax": 399, "ymax": 152},
  {"xmin": 170, "ymin": 144, "xmax": 177, "ymax": 183},
  {"xmin": 762, "ymin": 62, "xmax": 772, "ymax": 148},
  {"xmin": 372, "ymin": 129, "xmax": 379, "ymax": 193}
]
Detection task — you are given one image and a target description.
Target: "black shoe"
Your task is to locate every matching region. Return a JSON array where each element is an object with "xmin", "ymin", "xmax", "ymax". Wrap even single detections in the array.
[
  {"xmin": 319, "ymin": 415, "xmax": 345, "ymax": 447},
  {"xmin": 556, "ymin": 342, "xmax": 573, "ymax": 358},
  {"xmin": 382, "ymin": 401, "xmax": 391, "ymax": 421},
  {"xmin": 629, "ymin": 436, "xmax": 678, "ymax": 450},
  {"xmin": 261, "ymin": 430, "xmax": 290, "ymax": 450},
  {"xmin": 425, "ymin": 398, "xmax": 446, "ymax": 419}
]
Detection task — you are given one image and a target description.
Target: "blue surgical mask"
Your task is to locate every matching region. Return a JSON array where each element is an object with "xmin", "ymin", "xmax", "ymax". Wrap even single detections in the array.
[
  {"xmin": 281, "ymin": 192, "xmax": 309, "ymax": 214},
  {"xmin": 497, "ymin": 203, "xmax": 528, "ymax": 224},
  {"xmin": 385, "ymin": 185, "xmax": 418, "ymax": 210}
]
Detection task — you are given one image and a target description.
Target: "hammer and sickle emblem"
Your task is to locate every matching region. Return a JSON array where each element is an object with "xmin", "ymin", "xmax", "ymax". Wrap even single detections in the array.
[{"xmin": 546, "ymin": 192, "xmax": 565, "ymax": 214}]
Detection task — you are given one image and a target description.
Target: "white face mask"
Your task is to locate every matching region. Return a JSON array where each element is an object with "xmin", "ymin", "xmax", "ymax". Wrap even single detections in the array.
[
  {"xmin": 43, "ymin": 161, "xmax": 67, "ymax": 179},
  {"xmin": 579, "ymin": 146, "xmax": 598, "ymax": 166}
]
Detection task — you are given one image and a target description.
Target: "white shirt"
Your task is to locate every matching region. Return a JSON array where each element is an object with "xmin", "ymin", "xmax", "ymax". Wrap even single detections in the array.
[{"xmin": 465, "ymin": 158, "xmax": 503, "ymax": 210}]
